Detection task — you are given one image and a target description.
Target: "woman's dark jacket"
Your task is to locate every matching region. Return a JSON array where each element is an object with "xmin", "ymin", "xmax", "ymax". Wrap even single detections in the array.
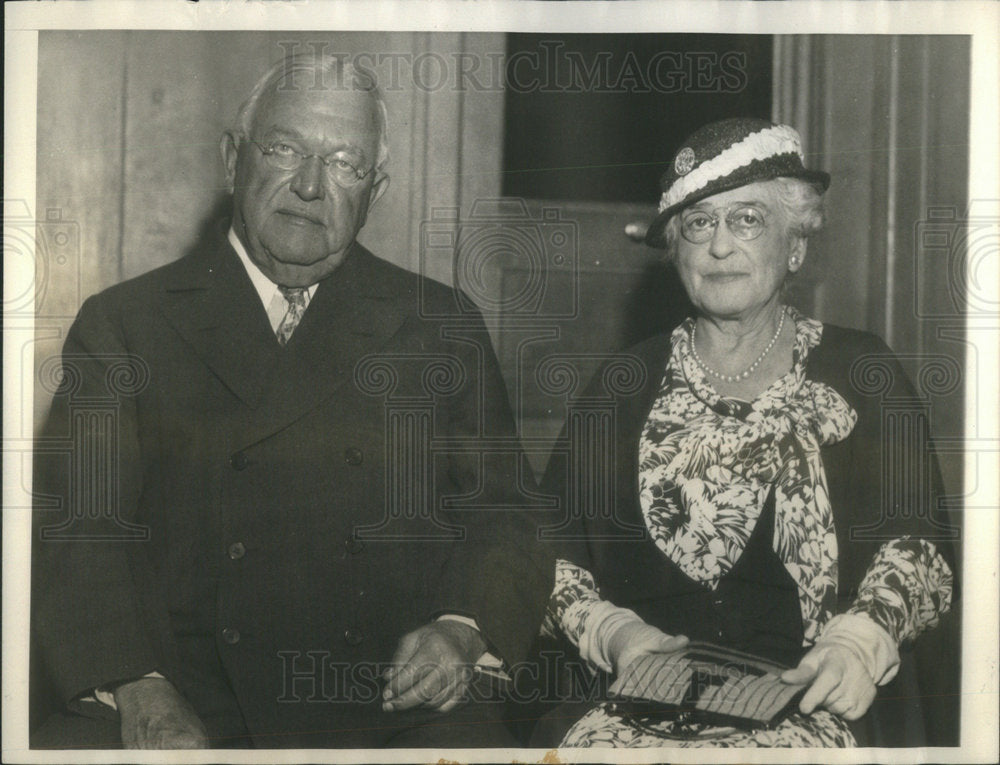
[{"xmin": 539, "ymin": 323, "xmax": 960, "ymax": 745}]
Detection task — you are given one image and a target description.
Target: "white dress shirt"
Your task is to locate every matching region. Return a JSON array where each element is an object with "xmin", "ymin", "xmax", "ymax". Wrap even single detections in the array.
[{"xmin": 227, "ymin": 228, "xmax": 318, "ymax": 330}]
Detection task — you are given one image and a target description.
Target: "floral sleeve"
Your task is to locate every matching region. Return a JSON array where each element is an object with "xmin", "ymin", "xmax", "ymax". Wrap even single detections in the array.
[
  {"xmin": 540, "ymin": 558, "xmax": 605, "ymax": 646},
  {"xmin": 847, "ymin": 537, "xmax": 954, "ymax": 645}
]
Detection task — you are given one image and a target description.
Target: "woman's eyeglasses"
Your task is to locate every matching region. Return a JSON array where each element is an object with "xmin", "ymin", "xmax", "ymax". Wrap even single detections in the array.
[{"xmin": 680, "ymin": 206, "xmax": 768, "ymax": 244}]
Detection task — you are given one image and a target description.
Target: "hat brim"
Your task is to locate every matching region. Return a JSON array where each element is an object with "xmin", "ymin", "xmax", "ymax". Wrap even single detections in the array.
[{"xmin": 644, "ymin": 167, "xmax": 831, "ymax": 249}]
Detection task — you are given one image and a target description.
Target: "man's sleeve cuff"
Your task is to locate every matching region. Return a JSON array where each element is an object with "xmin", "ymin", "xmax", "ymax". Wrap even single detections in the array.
[
  {"xmin": 436, "ymin": 614, "xmax": 503, "ymax": 669},
  {"xmin": 91, "ymin": 670, "xmax": 166, "ymax": 710}
]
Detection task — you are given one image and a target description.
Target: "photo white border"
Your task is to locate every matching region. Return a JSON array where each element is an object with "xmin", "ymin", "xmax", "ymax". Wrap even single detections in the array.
[{"xmin": 4, "ymin": 2, "xmax": 998, "ymax": 763}]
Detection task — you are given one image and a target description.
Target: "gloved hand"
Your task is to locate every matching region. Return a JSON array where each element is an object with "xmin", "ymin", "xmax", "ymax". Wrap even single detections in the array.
[
  {"xmin": 606, "ymin": 619, "xmax": 690, "ymax": 681},
  {"xmin": 781, "ymin": 613, "xmax": 899, "ymax": 720},
  {"xmin": 577, "ymin": 601, "xmax": 688, "ymax": 685}
]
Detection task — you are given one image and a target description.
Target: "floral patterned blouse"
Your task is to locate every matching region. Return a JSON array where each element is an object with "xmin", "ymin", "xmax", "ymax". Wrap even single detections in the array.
[{"xmin": 545, "ymin": 308, "xmax": 953, "ymax": 658}]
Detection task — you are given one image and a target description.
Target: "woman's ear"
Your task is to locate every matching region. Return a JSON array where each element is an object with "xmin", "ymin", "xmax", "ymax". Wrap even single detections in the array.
[{"xmin": 788, "ymin": 237, "xmax": 807, "ymax": 272}]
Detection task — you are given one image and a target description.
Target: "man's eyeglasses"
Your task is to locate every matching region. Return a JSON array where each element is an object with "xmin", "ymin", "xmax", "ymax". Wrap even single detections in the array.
[
  {"xmin": 680, "ymin": 205, "xmax": 768, "ymax": 244},
  {"xmin": 249, "ymin": 140, "xmax": 373, "ymax": 187}
]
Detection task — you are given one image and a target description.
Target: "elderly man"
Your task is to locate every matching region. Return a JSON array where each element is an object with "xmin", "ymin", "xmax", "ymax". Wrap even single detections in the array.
[{"xmin": 31, "ymin": 53, "xmax": 550, "ymax": 749}]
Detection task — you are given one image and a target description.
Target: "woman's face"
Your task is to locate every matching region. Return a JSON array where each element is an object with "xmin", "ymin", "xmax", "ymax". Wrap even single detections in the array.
[{"xmin": 673, "ymin": 181, "xmax": 805, "ymax": 322}]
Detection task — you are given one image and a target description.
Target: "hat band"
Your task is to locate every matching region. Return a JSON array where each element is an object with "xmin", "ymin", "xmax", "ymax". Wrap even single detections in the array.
[{"xmin": 659, "ymin": 124, "xmax": 804, "ymax": 213}]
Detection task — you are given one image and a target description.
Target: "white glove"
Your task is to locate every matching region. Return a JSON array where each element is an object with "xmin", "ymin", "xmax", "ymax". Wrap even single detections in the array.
[
  {"xmin": 781, "ymin": 613, "xmax": 900, "ymax": 720},
  {"xmin": 578, "ymin": 601, "xmax": 688, "ymax": 678}
]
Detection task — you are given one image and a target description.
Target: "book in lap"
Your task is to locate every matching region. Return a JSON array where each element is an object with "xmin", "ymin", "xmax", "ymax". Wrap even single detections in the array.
[{"xmin": 607, "ymin": 642, "xmax": 809, "ymax": 731}]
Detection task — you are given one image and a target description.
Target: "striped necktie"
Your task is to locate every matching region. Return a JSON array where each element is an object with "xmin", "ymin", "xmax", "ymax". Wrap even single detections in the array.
[{"xmin": 276, "ymin": 286, "xmax": 309, "ymax": 346}]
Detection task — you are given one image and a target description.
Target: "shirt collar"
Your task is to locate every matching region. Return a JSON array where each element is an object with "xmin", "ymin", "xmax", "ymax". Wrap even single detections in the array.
[{"xmin": 227, "ymin": 227, "xmax": 318, "ymax": 308}]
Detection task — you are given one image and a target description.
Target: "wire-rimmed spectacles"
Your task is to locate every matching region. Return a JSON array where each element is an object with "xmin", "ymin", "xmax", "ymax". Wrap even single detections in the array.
[
  {"xmin": 680, "ymin": 205, "xmax": 768, "ymax": 244},
  {"xmin": 249, "ymin": 140, "xmax": 373, "ymax": 187}
]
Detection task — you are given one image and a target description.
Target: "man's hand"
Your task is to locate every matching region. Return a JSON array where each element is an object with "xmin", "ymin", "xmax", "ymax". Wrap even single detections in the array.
[
  {"xmin": 606, "ymin": 621, "xmax": 688, "ymax": 692},
  {"xmin": 781, "ymin": 642, "xmax": 876, "ymax": 720},
  {"xmin": 381, "ymin": 620, "xmax": 488, "ymax": 713},
  {"xmin": 113, "ymin": 677, "xmax": 208, "ymax": 749}
]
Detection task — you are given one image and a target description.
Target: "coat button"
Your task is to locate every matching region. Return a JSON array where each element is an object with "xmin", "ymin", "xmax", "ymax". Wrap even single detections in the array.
[
  {"xmin": 222, "ymin": 628, "xmax": 241, "ymax": 645},
  {"xmin": 344, "ymin": 447, "xmax": 363, "ymax": 465},
  {"xmin": 344, "ymin": 629, "xmax": 363, "ymax": 646},
  {"xmin": 345, "ymin": 537, "xmax": 365, "ymax": 555},
  {"xmin": 229, "ymin": 452, "xmax": 248, "ymax": 470},
  {"xmin": 228, "ymin": 542, "xmax": 246, "ymax": 560}
]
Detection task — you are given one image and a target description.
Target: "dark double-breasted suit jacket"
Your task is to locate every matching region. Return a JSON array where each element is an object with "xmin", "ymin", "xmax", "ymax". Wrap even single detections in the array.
[{"xmin": 32, "ymin": 225, "xmax": 553, "ymax": 746}]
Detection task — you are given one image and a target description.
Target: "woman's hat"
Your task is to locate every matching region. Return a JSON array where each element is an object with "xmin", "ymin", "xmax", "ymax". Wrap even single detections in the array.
[{"xmin": 644, "ymin": 117, "xmax": 830, "ymax": 248}]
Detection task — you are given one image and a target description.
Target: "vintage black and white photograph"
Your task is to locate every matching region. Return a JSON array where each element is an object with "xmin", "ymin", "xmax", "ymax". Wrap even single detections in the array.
[{"xmin": 3, "ymin": 1, "xmax": 998, "ymax": 762}]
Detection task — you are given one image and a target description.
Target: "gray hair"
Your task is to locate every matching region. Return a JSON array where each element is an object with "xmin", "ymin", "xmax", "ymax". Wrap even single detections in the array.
[
  {"xmin": 660, "ymin": 177, "xmax": 825, "ymax": 260},
  {"xmin": 233, "ymin": 51, "xmax": 390, "ymax": 175},
  {"xmin": 771, "ymin": 177, "xmax": 825, "ymax": 239}
]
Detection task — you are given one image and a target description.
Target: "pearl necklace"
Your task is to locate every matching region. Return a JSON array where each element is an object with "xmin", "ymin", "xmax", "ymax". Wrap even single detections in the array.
[{"xmin": 689, "ymin": 308, "xmax": 786, "ymax": 383}]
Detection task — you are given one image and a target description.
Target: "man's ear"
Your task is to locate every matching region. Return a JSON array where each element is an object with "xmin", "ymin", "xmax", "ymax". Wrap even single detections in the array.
[
  {"xmin": 358, "ymin": 173, "xmax": 390, "ymax": 227},
  {"xmin": 368, "ymin": 172, "xmax": 390, "ymax": 211},
  {"xmin": 220, "ymin": 131, "xmax": 241, "ymax": 193}
]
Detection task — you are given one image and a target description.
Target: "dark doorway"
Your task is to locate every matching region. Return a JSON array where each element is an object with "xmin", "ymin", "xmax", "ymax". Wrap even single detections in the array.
[{"xmin": 503, "ymin": 34, "xmax": 774, "ymax": 202}]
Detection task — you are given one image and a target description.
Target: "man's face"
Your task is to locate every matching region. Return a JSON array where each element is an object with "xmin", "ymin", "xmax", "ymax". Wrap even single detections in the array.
[{"xmin": 223, "ymin": 84, "xmax": 388, "ymax": 287}]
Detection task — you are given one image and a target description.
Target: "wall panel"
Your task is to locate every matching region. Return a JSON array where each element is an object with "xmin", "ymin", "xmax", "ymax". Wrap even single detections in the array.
[
  {"xmin": 35, "ymin": 31, "xmax": 128, "ymax": 429},
  {"xmin": 120, "ymin": 32, "xmax": 272, "ymax": 280},
  {"xmin": 37, "ymin": 31, "xmax": 128, "ymax": 306}
]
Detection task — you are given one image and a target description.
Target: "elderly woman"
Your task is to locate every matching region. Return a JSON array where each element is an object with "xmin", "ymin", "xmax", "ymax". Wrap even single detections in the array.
[{"xmin": 535, "ymin": 118, "xmax": 957, "ymax": 747}]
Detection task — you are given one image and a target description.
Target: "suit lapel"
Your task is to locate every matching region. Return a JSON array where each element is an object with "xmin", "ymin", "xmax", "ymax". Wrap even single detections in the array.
[
  {"xmin": 159, "ymin": 232, "xmax": 411, "ymax": 447},
  {"xmin": 159, "ymin": 231, "xmax": 280, "ymax": 408},
  {"xmin": 232, "ymin": 244, "xmax": 412, "ymax": 449}
]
